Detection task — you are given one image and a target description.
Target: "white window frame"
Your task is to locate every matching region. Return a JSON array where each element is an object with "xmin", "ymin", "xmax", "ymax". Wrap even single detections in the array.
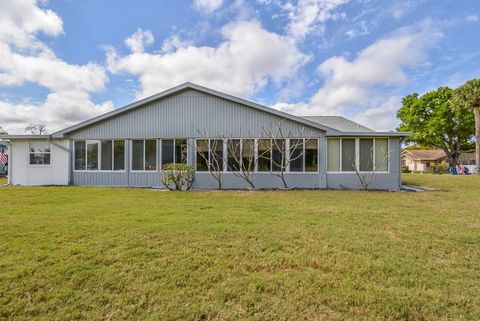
[
  {"xmin": 159, "ymin": 138, "xmax": 189, "ymax": 168},
  {"xmin": 194, "ymin": 138, "xmax": 211, "ymax": 172},
  {"xmin": 130, "ymin": 139, "xmax": 158, "ymax": 172},
  {"xmin": 225, "ymin": 138, "xmax": 242, "ymax": 173},
  {"xmin": 288, "ymin": 138, "xmax": 319, "ymax": 173},
  {"xmin": 28, "ymin": 142, "xmax": 51, "ymax": 166},
  {"xmin": 73, "ymin": 139, "xmax": 126, "ymax": 172},
  {"xmin": 326, "ymin": 137, "xmax": 390, "ymax": 173}
]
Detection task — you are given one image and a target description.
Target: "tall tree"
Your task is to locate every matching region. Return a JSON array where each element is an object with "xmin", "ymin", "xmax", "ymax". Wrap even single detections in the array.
[
  {"xmin": 453, "ymin": 78, "xmax": 480, "ymax": 174},
  {"xmin": 396, "ymin": 87, "xmax": 474, "ymax": 165}
]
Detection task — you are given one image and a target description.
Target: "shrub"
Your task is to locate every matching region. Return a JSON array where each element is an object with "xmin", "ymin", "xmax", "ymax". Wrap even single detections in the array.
[
  {"xmin": 431, "ymin": 164, "xmax": 447, "ymax": 175},
  {"xmin": 401, "ymin": 165, "xmax": 411, "ymax": 173},
  {"xmin": 161, "ymin": 163, "xmax": 195, "ymax": 191}
]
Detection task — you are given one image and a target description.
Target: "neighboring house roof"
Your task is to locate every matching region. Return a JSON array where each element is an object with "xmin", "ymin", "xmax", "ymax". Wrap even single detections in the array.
[
  {"xmin": 459, "ymin": 152, "xmax": 475, "ymax": 162},
  {"xmin": 302, "ymin": 116, "xmax": 374, "ymax": 133},
  {"xmin": 402, "ymin": 150, "xmax": 447, "ymax": 161}
]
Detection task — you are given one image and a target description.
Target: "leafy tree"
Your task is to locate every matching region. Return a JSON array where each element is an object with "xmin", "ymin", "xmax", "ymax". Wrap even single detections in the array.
[
  {"xmin": 397, "ymin": 87, "xmax": 474, "ymax": 165},
  {"xmin": 453, "ymin": 78, "xmax": 480, "ymax": 174}
]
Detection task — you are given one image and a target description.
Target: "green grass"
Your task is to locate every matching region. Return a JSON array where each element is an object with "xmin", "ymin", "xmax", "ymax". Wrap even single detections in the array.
[{"xmin": 1, "ymin": 175, "xmax": 479, "ymax": 320}]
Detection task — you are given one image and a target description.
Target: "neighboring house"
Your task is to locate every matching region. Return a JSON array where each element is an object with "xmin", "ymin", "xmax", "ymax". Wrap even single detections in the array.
[
  {"xmin": 458, "ymin": 151, "xmax": 476, "ymax": 165},
  {"xmin": 0, "ymin": 143, "xmax": 7, "ymax": 175},
  {"xmin": 401, "ymin": 150, "xmax": 447, "ymax": 171},
  {"xmin": 2, "ymin": 83, "xmax": 408, "ymax": 189}
]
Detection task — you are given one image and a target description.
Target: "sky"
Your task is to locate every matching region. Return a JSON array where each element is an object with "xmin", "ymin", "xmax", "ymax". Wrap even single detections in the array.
[{"xmin": 0, "ymin": 0, "xmax": 479, "ymax": 134}]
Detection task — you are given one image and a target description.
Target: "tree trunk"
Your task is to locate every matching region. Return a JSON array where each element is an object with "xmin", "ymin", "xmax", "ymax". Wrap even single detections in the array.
[
  {"xmin": 475, "ymin": 107, "xmax": 480, "ymax": 175},
  {"xmin": 280, "ymin": 171, "xmax": 288, "ymax": 189}
]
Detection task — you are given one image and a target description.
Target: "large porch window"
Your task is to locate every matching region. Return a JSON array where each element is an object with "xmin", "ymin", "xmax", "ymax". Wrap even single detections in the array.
[
  {"xmin": 74, "ymin": 140, "xmax": 125, "ymax": 171},
  {"xmin": 196, "ymin": 138, "xmax": 318, "ymax": 173},
  {"xmin": 327, "ymin": 138, "xmax": 389, "ymax": 172},
  {"xmin": 131, "ymin": 139, "xmax": 157, "ymax": 171},
  {"xmin": 161, "ymin": 139, "xmax": 188, "ymax": 166}
]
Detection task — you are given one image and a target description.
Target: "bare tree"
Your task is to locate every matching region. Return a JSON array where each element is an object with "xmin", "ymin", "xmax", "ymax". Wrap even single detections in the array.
[
  {"xmin": 225, "ymin": 133, "xmax": 258, "ymax": 189},
  {"xmin": 346, "ymin": 146, "xmax": 391, "ymax": 190},
  {"xmin": 260, "ymin": 119, "xmax": 313, "ymax": 189},
  {"xmin": 25, "ymin": 124, "xmax": 47, "ymax": 135},
  {"xmin": 190, "ymin": 131, "xmax": 224, "ymax": 190}
]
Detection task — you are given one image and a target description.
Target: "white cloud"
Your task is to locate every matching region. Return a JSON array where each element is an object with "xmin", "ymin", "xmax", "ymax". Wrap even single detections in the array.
[
  {"xmin": 194, "ymin": 0, "xmax": 224, "ymax": 13},
  {"xmin": 0, "ymin": 0, "xmax": 63, "ymax": 49},
  {"xmin": 283, "ymin": 0, "xmax": 349, "ymax": 41},
  {"xmin": 125, "ymin": 28, "xmax": 154, "ymax": 53},
  {"xmin": 0, "ymin": 0, "xmax": 113, "ymax": 134},
  {"xmin": 0, "ymin": 43, "xmax": 107, "ymax": 93},
  {"xmin": 352, "ymin": 96, "xmax": 400, "ymax": 131},
  {"xmin": 345, "ymin": 20, "xmax": 369, "ymax": 39},
  {"xmin": 466, "ymin": 15, "xmax": 479, "ymax": 22},
  {"xmin": 108, "ymin": 20, "xmax": 310, "ymax": 99},
  {"xmin": 389, "ymin": 1, "xmax": 421, "ymax": 20},
  {"xmin": 274, "ymin": 20, "xmax": 442, "ymax": 130},
  {"xmin": 0, "ymin": 92, "xmax": 113, "ymax": 134},
  {"xmin": 161, "ymin": 35, "xmax": 192, "ymax": 53}
]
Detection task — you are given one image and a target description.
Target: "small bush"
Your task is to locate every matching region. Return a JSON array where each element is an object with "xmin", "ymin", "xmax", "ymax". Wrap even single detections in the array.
[
  {"xmin": 431, "ymin": 164, "xmax": 447, "ymax": 175},
  {"xmin": 161, "ymin": 163, "xmax": 195, "ymax": 191},
  {"xmin": 401, "ymin": 165, "xmax": 411, "ymax": 173}
]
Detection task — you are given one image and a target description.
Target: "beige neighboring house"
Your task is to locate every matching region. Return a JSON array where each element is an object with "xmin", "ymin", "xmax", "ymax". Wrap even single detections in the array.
[
  {"xmin": 458, "ymin": 151, "xmax": 476, "ymax": 165},
  {"xmin": 401, "ymin": 150, "xmax": 447, "ymax": 172}
]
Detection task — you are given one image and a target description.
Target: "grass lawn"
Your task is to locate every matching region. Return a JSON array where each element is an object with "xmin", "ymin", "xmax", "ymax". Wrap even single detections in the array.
[{"xmin": 1, "ymin": 175, "xmax": 479, "ymax": 320}]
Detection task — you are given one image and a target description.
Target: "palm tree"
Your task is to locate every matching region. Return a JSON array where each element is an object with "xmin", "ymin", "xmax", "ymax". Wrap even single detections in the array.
[{"xmin": 454, "ymin": 79, "xmax": 480, "ymax": 174}]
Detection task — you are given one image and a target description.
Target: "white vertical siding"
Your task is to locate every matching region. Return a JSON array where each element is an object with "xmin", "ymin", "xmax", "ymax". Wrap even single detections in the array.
[{"xmin": 10, "ymin": 139, "xmax": 69, "ymax": 186}]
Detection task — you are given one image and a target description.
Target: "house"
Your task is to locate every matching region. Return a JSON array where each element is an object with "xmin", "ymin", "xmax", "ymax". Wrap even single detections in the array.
[
  {"xmin": 458, "ymin": 151, "xmax": 476, "ymax": 166},
  {"xmin": 1, "ymin": 83, "xmax": 409, "ymax": 190},
  {"xmin": 401, "ymin": 150, "xmax": 447, "ymax": 172}
]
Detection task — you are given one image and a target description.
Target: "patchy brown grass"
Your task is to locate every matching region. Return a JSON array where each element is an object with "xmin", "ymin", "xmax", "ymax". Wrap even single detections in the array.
[{"xmin": 0, "ymin": 174, "xmax": 479, "ymax": 320}]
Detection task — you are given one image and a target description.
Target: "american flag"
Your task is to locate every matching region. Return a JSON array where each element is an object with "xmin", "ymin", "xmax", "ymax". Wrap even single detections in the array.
[{"xmin": 0, "ymin": 152, "xmax": 7, "ymax": 165}]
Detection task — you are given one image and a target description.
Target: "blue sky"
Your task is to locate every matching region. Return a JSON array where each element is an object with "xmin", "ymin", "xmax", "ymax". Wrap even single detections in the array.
[{"xmin": 0, "ymin": 0, "xmax": 479, "ymax": 133}]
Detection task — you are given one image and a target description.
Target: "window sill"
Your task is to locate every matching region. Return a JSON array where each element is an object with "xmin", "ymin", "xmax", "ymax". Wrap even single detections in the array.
[
  {"xmin": 327, "ymin": 171, "xmax": 390, "ymax": 174},
  {"xmin": 73, "ymin": 170, "xmax": 126, "ymax": 173}
]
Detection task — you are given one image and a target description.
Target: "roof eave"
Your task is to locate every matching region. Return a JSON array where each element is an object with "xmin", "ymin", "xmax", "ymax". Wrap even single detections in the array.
[
  {"xmin": 326, "ymin": 132, "xmax": 411, "ymax": 137},
  {"xmin": 0, "ymin": 134, "xmax": 52, "ymax": 140}
]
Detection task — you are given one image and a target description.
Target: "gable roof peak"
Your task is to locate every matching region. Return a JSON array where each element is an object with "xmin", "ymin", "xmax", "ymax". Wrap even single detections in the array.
[{"xmin": 52, "ymin": 82, "xmax": 335, "ymax": 137}]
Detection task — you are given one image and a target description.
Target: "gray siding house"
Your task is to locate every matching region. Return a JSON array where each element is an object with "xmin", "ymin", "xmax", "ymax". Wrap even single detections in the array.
[{"xmin": 3, "ymin": 83, "xmax": 408, "ymax": 189}]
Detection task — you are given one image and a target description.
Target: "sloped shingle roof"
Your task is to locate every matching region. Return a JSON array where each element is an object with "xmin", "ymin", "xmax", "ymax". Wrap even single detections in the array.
[
  {"xmin": 403, "ymin": 150, "xmax": 447, "ymax": 161},
  {"xmin": 301, "ymin": 116, "xmax": 374, "ymax": 134}
]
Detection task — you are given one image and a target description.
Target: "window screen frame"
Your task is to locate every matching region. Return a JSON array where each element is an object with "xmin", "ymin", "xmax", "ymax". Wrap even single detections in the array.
[
  {"xmin": 73, "ymin": 140, "xmax": 126, "ymax": 172},
  {"xmin": 131, "ymin": 139, "xmax": 157, "ymax": 172},
  {"xmin": 326, "ymin": 137, "xmax": 390, "ymax": 173},
  {"xmin": 161, "ymin": 138, "xmax": 188, "ymax": 168}
]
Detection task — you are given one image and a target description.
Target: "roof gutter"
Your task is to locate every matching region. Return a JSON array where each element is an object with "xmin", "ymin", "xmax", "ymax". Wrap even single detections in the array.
[{"xmin": 326, "ymin": 132, "xmax": 411, "ymax": 137}]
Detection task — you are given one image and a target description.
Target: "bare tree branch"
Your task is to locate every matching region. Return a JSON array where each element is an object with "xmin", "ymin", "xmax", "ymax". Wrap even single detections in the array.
[
  {"xmin": 188, "ymin": 130, "xmax": 224, "ymax": 190},
  {"xmin": 346, "ymin": 146, "xmax": 391, "ymax": 190},
  {"xmin": 259, "ymin": 119, "xmax": 314, "ymax": 189}
]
